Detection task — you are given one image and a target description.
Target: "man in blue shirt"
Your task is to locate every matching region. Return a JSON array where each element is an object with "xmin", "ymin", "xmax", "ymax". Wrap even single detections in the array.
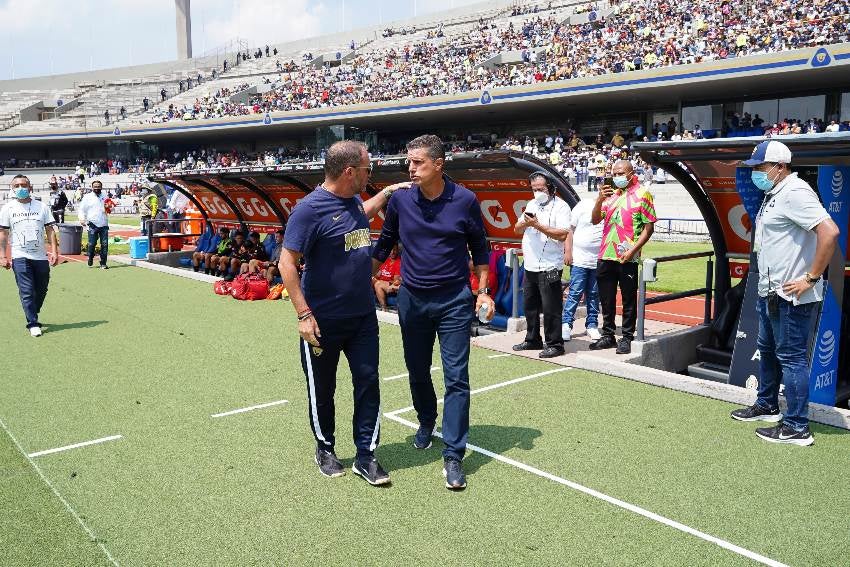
[
  {"xmin": 372, "ymin": 134, "xmax": 493, "ymax": 490},
  {"xmin": 280, "ymin": 140, "xmax": 408, "ymax": 486}
]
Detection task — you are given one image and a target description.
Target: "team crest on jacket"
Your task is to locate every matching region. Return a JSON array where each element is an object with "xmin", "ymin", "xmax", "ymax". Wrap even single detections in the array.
[{"xmin": 312, "ymin": 345, "xmax": 323, "ymax": 357}]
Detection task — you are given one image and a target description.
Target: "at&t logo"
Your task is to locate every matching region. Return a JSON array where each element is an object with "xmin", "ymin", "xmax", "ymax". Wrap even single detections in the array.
[
  {"xmin": 818, "ymin": 329, "xmax": 836, "ymax": 366},
  {"xmin": 831, "ymin": 170, "xmax": 843, "ymax": 198}
]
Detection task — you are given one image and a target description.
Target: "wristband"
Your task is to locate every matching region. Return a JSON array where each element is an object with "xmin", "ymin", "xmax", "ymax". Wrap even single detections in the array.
[{"xmin": 297, "ymin": 311, "xmax": 313, "ymax": 322}]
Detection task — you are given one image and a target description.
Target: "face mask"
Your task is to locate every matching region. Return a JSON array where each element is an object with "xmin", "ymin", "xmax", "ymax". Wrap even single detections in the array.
[
  {"xmin": 533, "ymin": 191, "xmax": 550, "ymax": 204},
  {"xmin": 613, "ymin": 175, "xmax": 630, "ymax": 189},
  {"xmin": 93, "ymin": 189, "xmax": 102, "ymax": 196},
  {"xmin": 14, "ymin": 187, "xmax": 30, "ymax": 199},
  {"xmin": 751, "ymin": 165, "xmax": 778, "ymax": 191}
]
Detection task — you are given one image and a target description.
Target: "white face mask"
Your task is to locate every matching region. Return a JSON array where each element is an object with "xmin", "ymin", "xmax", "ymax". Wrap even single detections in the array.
[{"xmin": 533, "ymin": 191, "xmax": 549, "ymax": 204}]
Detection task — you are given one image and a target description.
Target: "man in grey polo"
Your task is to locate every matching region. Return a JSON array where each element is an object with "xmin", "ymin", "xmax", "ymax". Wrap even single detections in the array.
[{"xmin": 730, "ymin": 140, "xmax": 839, "ymax": 446}]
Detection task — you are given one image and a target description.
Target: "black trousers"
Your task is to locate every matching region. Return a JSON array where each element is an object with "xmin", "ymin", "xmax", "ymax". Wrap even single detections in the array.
[
  {"xmin": 597, "ymin": 259, "xmax": 638, "ymax": 340},
  {"xmin": 523, "ymin": 269, "xmax": 564, "ymax": 348},
  {"xmin": 299, "ymin": 312, "xmax": 381, "ymax": 458}
]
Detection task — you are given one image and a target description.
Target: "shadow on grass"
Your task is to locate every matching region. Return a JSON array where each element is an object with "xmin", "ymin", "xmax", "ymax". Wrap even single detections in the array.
[
  {"xmin": 379, "ymin": 422, "xmax": 542, "ymax": 476},
  {"xmin": 42, "ymin": 320, "xmax": 108, "ymax": 333}
]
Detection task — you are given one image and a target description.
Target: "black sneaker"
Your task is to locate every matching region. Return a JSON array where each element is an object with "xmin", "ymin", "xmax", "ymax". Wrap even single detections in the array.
[
  {"xmin": 413, "ymin": 424, "xmax": 434, "ymax": 449},
  {"xmin": 352, "ymin": 457, "xmax": 391, "ymax": 486},
  {"xmin": 87, "ymin": 259, "xmax": 93, "ymax": 267},
  {"xmin": 314, "ymin": 447, "xmax": 345, "ymax": 478},
  {"xmin": 589, "ymin": 336, "xmax": 617, "ymax": 350},
  {"xmin": 512, "ymin": 340, "xmax": 543, "ymax": 351},
  {"xmin": 539, "ymin": 346, "xmax": 565, "ymax": 358},
  {"xmin": 616, "ymin": 338, "xmax": 631, "ymax": 354},
  {"xmin": 730, "ymin": 404, "xmax": 782, "ymax": 422},
  {"xmin": 443, "ymin": 457, "xmax": 467, "ymax": 490},
  {"xmin": 755, "ymin": 423, "xmax": 814, "ymax": 446},
  {"xmin": 100, "ymin": 265, "xmax": 109, "ymax": 270}
]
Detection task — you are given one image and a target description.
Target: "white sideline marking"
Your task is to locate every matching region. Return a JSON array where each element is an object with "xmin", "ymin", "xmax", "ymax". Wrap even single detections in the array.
[
  {"xmin": 384, "ymin": 412, "xmax": 787, "ymax": 567},
  {"xmin": 211, "ymin": 399, "xmax": 289, "ymax": 418},
  {"xmin": 487, "ymin": 353, "xmax": 513, "ymax": 359},
  {"xmin": 28, "ymin": 435, "xmax": 123, "ymax": 458},
  {"xmin": 0, "ymin": 417, "xmax": 120, "ymax": 566},
  {"xmin": 386, "ymin": 367, "xmax": 569, "ymax": 417},
  {"xmin": 383, "ymin": 366, "xmax": 440, "ymax": 382}
]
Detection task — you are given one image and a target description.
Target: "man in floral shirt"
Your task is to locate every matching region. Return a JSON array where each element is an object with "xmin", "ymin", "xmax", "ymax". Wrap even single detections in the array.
[{"xmin": 589, "ymin": 160, "xmax": 656, "ymax": 354}]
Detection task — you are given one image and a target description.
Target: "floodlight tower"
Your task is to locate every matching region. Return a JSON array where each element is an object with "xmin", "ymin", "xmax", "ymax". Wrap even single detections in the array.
[{"xmin": 176, "ymin": 0, "xmax": 193, "ymax": 59}]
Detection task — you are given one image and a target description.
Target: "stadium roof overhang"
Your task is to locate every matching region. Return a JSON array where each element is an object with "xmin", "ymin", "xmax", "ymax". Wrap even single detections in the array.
[
  {"xmin": 633, "ymin": 132, "xmax": 850, "ymax": 305},
  {"xmin": 149, "ymin": 150, "xmax": 578, "ymax": 242}
]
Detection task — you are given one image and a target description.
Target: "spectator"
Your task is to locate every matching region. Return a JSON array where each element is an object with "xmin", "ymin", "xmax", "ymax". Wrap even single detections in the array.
[
  {"xmin": 512, "ymin": 172, "xmax": 571, "ymax": 358},
  {"xmin": 562, "ymin": 194, "xmax": 603, "ymax": 342},
  {"xmin": 48, "ymin": 180, "xmax": 68, "ymax": 224},
  {"xmin": 590, "ymin": 160, "xmax": 656, "ymax": 355}
]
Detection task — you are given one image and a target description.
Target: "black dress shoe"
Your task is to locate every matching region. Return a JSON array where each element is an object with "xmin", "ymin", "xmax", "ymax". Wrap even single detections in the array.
[
  {"xmin": 616, "ymin": 338, "xmax": 632, "ymax": 354},
  {"xmin": 539, "ymin": 346, "xmax": 565, "ymax": 358},
  {"xmin": 513, "ymin": 341, "xmax": 544, "ymax": 351},
  {"xmin": 588, "ymin": 336, "xmax": 617, "ymax": 350}
]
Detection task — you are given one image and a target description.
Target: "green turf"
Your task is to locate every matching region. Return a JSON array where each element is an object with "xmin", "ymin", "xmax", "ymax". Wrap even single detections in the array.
[
  {"xmin": 1, "ymin": 262, "xmax": 847, "ymax": 566},
  {"xmin": 64, "ymin": 213, "xmax": 141, "ymax": 227}
]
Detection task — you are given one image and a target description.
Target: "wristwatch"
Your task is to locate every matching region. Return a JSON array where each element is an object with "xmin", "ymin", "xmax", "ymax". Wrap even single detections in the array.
[
  {"xmin": 382, "ymin": 187, "xmax": 393, "ymax": 199},
  {"xmin": 477, "ymin": 288, "xmax": 491, "ymax": 295},
  {"xmin": 805, "ymin": 272, "xmax": 821, "ymax": 284}
]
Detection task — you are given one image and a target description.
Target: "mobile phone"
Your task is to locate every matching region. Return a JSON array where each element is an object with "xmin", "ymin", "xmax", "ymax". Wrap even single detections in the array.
[
  {"xmin": 603, "ymin": 176, "xmax": 613, "ymax": 187},
  {"xmin": 524, "ymin": 211, "xmax": 536, "ymax": 218}
]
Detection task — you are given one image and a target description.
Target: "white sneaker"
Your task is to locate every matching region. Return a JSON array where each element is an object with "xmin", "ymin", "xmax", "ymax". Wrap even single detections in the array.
[
  {"xmin": 586, "ymin": 327, "xmax": 602, "ymax": 341},
  {"xmin": 562, "ymin": 323, "xmax": 572, "ymax": 341},
  {"xmin": 29, "ymin": 327, "xmax": 43, "ymax": 337}
]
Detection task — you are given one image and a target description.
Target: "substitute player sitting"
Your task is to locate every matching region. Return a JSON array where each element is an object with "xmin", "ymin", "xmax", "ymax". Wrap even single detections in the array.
[{"xmin": 373, "ymin": 245, "xmax": 402, "ymax": 310}]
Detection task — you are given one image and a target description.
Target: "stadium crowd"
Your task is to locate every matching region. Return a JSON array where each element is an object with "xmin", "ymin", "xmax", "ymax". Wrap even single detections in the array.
[{"xmin": 129, "ymin": 0, "xmax": 848, "ymax": 125}]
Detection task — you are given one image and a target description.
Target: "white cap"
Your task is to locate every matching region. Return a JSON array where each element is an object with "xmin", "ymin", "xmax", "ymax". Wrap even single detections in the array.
[{"xmin": 743, "ymin": 140, "xmax": 793, "ymax": 166}]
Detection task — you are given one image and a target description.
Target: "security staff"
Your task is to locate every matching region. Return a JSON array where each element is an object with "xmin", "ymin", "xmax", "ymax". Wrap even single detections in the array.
[
  {"xmin": 730, "ymin": 140, "xmax": 839, "ymax": 446},
  {"xmin": 77, "ymin": 180, "xmax": 110, "ymax": 269},
  {"xmin": 280, "ymin": 140, "xmax": 407, "ymax": 486},
  {"xmin": 512, "ymin": 172, "xmax": 571, "ymax": 358},
  {"xmin": 372, "ymin": 134, "xmax": 493, "ymax": 490}
]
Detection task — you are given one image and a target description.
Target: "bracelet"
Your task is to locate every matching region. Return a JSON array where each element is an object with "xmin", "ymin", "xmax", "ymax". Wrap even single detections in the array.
[
  {"xmin": 297, "ymin": 311, "xmax": 313, "ymax": 322},
  {"xmin": 382, "ymin": 188, "xmax": 393, "ymax": 199},
  {"xmin": 297, "ymin": 307, "xmax": 312, "ymax": 317}
]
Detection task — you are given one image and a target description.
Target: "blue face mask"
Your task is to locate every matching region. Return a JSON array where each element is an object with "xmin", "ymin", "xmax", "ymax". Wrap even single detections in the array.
[
  {"xmin": 14, "ymin": 187, "xmax": 30, "ymax": 199},
  {"xmin": 751, "ymin": 166, "xmax": 777, "ymax": 191},
  {"xmin": 613, "ymin": 175, "xmax": 629, "ymax": 189}
]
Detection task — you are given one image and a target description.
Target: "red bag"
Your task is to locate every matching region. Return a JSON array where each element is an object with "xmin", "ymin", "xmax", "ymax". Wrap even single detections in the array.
[
  {"xmin": 230, "ymin": 273, "xmax": 270, "ymax": 300},
  {"xmin": 214, "ymin": 280, "xmax": 232, "ymax": 295}
]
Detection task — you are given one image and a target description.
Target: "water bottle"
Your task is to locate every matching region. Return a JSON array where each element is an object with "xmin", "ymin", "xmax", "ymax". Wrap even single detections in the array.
[{"xmin": 477, "ymin": 302, "xmax": 490, "ymax": 324}]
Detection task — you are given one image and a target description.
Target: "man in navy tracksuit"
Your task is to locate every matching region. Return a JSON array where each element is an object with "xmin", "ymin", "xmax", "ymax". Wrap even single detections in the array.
[
  {"xmin": 281, "ymin": 140, "xmax": 408, "ymax": 486},
  {"xmin": 372, "ymin": 135, "xmax": 493, "ymax": 490}
]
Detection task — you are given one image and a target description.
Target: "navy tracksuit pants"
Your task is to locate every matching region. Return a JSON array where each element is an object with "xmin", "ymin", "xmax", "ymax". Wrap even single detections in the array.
[
  {"xmin": 397, "ymin": 285, "xmax": 473, "ymax": 461},
  {"xmin": 299, "ymin": 312, "xmax": 381, "ymax": 458}
]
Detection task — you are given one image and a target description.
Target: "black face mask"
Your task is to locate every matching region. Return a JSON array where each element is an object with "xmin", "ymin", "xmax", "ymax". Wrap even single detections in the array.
[{"xmin": 93, "ymin": 189, "xmax": 102, "ymax": 196}]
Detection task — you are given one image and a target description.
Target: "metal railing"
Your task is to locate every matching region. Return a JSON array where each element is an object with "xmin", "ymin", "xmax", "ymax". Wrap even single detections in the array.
[{"xmin": 636, "ymin": 251, "xmax": 714, "ymax": 341}]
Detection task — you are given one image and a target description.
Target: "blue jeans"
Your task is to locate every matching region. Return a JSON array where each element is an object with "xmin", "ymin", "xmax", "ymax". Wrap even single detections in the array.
[
  {"xmin": 755, "ymin": 296, "xmax": 818, "ymax": 431},
  {"xmin": 562, "ymin": 265, "xmax": 600, "ymax": 329},
  {"xmin": 397, "ymin": 285, "xmax": 473, "ymax": 461},
  {"xmin": 11, "ymin": 258, "xmax": 50, "ymax": 328},
  {"xmin": 87, "ymin": 224, "xmax": 109, "ymax": 266}
]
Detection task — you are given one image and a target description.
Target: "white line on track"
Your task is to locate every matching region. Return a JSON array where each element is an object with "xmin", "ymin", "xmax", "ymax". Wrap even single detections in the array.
[
  {"xmin": 383, "ymin": 366, "xmax": 440, "ymax": 382},
  {"xmin": 384, "ymin": 412, "xmax": 787, "ymax": 567},
  {"xmin": 210, "ymin": 399, "xmax": 289, "ymax": 418},
  {"xmin": 0, "ymin": 417, "xmax": 120, "ymax": 566},
  {"xmin": 28, "ymin": 435, "xmax": 123, "ymax": 458},
  {"xmin": 386, "ymin": 367, "xmax": 569, "ymax": 417},
  {"xmin": 487, "ymin": 353, "xmax": 513, "ymax": 359}
]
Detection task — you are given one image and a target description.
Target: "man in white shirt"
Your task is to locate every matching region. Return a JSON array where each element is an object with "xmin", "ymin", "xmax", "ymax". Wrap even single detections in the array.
[
  {"xmin": 562, "ymin": 197, "xmax": 603, "ymax": 342},
  {"xmin": 77, "ymin": 180, "xmax": 110, "ymax": 269},
  {"xmin": 512, "ymin": 172, "xmax": 571, "ymax": 358},
  {"xmin": 0, "ymin": 175, "xmax": 59, "ymax": 337}
]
